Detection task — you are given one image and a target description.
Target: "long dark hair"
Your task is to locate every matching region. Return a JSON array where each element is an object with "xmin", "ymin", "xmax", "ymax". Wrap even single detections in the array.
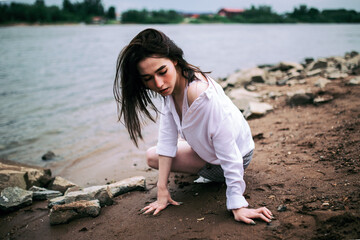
[{"xmin": 114, "ymin": 28, "xmax": 206, "ymax": 146}]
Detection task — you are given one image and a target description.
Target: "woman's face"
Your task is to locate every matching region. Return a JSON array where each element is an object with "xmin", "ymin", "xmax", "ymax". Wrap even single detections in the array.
[{"xmin": 137, "ymin": 56, "xmax": 178, "ymax": 97}]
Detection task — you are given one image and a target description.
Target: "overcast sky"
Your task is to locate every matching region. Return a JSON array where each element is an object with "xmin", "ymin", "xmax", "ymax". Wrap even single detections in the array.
[{"xmin": 6, "ymin": 0, "xmax": 360, "ymax": 13}]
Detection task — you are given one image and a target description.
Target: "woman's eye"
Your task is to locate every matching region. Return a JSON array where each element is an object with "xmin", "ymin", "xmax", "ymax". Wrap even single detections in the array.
[{"xmin": 159, "ymin": 70, "xmax": 167, "ymax": 75}]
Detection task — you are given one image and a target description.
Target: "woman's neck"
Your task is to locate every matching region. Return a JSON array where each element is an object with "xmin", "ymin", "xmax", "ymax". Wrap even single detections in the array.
[{"xmin": 172, "ymin": 71, "xmax": 186, "ymax": 99}]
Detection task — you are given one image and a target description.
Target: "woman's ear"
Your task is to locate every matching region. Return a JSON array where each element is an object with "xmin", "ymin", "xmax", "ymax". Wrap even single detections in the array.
[{"xmin": 173, "ymin": 60, "xmax": 178, "ymax": 66}]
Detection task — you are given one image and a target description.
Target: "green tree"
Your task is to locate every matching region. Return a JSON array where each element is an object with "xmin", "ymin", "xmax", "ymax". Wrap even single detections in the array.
[{"xmin": 106, "ymin": 6, "xmax": 116, "ymax": 19}]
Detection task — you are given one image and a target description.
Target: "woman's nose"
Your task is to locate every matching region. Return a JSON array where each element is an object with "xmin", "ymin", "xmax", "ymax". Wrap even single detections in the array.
[{"xmin": 154, "ymin": 76, "xmax": 164, "ymax": 88}]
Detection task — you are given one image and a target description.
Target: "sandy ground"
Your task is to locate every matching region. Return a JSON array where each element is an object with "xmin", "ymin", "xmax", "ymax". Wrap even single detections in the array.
[{"xmin": 1, "ymin": 76, "xmax": 359, "ymax": 240}]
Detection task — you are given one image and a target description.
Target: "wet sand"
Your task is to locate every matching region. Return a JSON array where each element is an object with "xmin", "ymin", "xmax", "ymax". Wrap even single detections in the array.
[{"xmin": 1, "ymin": 76, "xmax": 359, "ymax": 239}]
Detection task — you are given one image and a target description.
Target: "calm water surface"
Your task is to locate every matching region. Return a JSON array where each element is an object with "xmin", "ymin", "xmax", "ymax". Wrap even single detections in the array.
[{"xmin": 1, "ymin": 24, "xmax": 359, "ymax": 167}]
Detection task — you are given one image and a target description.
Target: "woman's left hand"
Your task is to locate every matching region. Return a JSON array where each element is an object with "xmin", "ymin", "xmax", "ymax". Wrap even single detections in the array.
[{"xmin": 232, "ymin": 207, "xmax": 273, "ymax": 225}]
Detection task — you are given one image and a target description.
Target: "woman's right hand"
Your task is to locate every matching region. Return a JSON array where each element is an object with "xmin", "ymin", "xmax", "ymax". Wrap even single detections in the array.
[{"xmin": 142, "ymin": 186, "xmax": 180, "ymax": 215}]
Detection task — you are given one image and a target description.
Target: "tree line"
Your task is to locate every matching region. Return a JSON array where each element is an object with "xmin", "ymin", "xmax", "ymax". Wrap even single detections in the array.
[
  {"xmin": 1, "ymin": 1, "xmax": 359, "ymax": 24},
  {"xmin": 0, "ymin": 0, "xmax": 116, "ymax": 24},
  {"xmin": 121, "ymin": 5, "xmax": 360, "ymax": 24}
]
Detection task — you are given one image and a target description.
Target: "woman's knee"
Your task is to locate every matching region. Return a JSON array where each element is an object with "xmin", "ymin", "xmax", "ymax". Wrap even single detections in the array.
[{"xmin": 146, "ymin": 146, "xmax": 158, "ymax": 169}]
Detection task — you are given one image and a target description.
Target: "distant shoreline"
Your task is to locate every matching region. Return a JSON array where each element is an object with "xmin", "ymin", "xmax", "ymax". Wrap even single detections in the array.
[{"xmin": 2, "ymin": 22, "xmax": 360, "ymax": 27}]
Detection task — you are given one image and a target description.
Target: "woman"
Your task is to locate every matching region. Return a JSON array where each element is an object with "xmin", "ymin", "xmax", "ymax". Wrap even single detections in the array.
[{"xmin": 114, "ymin": 28, "xmax": 273, "ymax": 225}]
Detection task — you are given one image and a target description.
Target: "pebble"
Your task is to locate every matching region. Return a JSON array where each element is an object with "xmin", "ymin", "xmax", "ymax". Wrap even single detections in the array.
[{"xmin": 277, "ymin": 204, "xmax": 287, "ymax": 212}]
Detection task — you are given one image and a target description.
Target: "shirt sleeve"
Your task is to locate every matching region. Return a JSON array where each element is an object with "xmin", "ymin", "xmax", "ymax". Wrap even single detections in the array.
[
  {"xmin": 156, "ymin": 99, "xmax": 178, "ymax": 157},
  {"xmin": 212, "ymin": 114, "xmax": 249, "ymax": 210}
]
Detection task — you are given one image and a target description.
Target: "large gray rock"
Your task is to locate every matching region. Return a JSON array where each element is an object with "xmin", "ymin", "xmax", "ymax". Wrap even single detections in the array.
[
  {"xmin": 0, "ymin": 187, "xmax": 33, "ymax": 212},
  {"xmin": 228, "ymin": 88, "xmax": 261, "ymax": 101},
  {"xmin": 314, "ymin": 77, "xmax": 331, "ymax": 89},
  {"xmin": 64, "ymin": 185, "xmax": 113, "ymax": 207},
  {"xmin": 306, "ymin": 69, "xmax": 322, "ymax": 77},
  {"xmin": 0, "ymin": 170, "xmax": 27, "ymax": 191},
  {"xmin": 270, "ymin": 61, "xmax": 304, "ymax": 72},
  {"xmin": 308, "ymin": 58, "xmax": 328, "ymax": 71},
  {"xmin": 243, "ymin": 102, "xmax": 273, "ymax": 119},
  {"xmin": 48, "ymin": 176, "xmax": 147, "ymax": 208},
  {"xmin": 225, "ymin": 67, "xmax": 267, "ymax": 87},
  {"xmin": 286, "ymin": 69, "xmax": 301, "ymax": 79},
  {"xmin": 29, "ymin": 186, "xmax": 62, "ymax": 200},
  {"xmin": 347, "ymin": 76, "xmax": 360, "ymax": 85},
  {"xmin": 225, "ymin": 71, "xmax": 249, "ymax": 87},
  {"xmin": 313, "ymin": 94, "xmax": 334, "ymax": 104},
  {"xmin": 228, "ymin": 88, "xmax": 262, "ymax": 112},
  {"xmin": 108, "ymin": 176, "xmax": 146, "ymax": 197},
  {"xmin": 48, "ymin": 196, "xmax": 66, "ymax": 208},
  {"xmin": 22, "ymin": 166, "xmax": 52, "ymax": 188},
  {"xmin": 49, "ymin": 176, "xmax": 77, "ymax": 194},
  {"xmin": 323, "ymin": 68, "xmax": 349, "ymax": 79},
  {"xmin": 49, "ymin": 200, "xmax": 101, "ymax": 225}
]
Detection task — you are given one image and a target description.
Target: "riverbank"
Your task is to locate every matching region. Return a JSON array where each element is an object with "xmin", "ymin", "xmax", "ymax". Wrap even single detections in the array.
[{"xmin": 1, "ymin": 54, "xmax": 359, "ymax": 239}]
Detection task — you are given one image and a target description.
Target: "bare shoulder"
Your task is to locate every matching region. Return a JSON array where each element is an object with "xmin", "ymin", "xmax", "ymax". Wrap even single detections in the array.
[{"xmin": 187, "ymin": 73, "xmax": 209, "ymax": 106}]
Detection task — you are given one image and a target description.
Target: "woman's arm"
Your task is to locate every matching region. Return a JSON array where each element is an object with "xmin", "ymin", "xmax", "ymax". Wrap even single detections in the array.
[{"xmin": 142, "ymin": 155, "xmax": 180, "ymax": 215}]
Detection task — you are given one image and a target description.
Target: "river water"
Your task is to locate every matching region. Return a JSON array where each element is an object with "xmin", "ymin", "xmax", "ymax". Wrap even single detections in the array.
[{"xmin": 1, "ymin": 24, "xmax": 360, "ymax": 170}]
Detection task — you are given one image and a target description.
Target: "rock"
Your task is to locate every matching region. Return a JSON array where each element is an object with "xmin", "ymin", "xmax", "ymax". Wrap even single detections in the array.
[
  {"xmin": 49, "ymin": 176, "xmax": 77, "ymax": 194},
  {"xmin": 314, "ymin": 77, "xmax": 331, "ymax": 88},
  {"xmin": 286, "ymin": 69, "xmax": 301, "ymax": 79},
  {"xmin": 305, "ymin": 58, "xmax": 314, "ymax": 65},
  {"xmin": 271, "ymin": 61, "xmax": 304, "ymax": 72},
  {"xmin": 351, "ymin": 65, "xmax": 360, "ymax": 75},
  {"xmin": 245, "ymin": 85, "xmax": 257, "ymax": 92},
  {"xmin": 306, "ymin": 69, "xmax": 322, "ymax": 77},
  {"xmin": 49, "ymin": 176, "xmax": 146, "ymax": 208},
  {"xmin": 286, "ymin": 79, "xmax": 306, "ymax": 87},
  {"xmin": 22, "ymin": 167, "xmax": 52, "ymax": 189},
  {"xmin": 345, "ymin": 51, "xmax": 359, "ymax": 59},
  {"xmin": 243, "ymin": 102, "xmax": 273, "ymax": 119},
  {"xmin": 350, "ymin": 51, "xmax": 359, "ymax": 58},
  {"xmin": 49, "ymin": 200, "xmax": 101, "ymax": 225},
  {"xmin": 0, "ymin": 187, "xmax": 33, "ymax": 212},
  {"xmin": 48, "ymin": 196, "xmax": 66, "ymax": 208},
  {"xmin": 276, "ymin": 78, "xmax": 290, "ymax": 86},
  {"xmin": 249, "ymin": 68, "xmax": 267, "ymax": 83},
  {"xmin": 0, "ymin": 162, "xmax": 52, "ymax": 190},
  {"xmin": 42, "ymin": 151, "xmax": 55, "ymax": 161},
  {"xmin": 268, "ymin": 91, "xmax": 283, "ymax": 99},
  {"xmin": 64, "ymin": 186, "xmax": 83, "ymax": 195},
  {"xmin": 225, "ymin": 70, "xmax": 250, "ymax": 88},
  {"xmin": 277, "ymin": 204, "xmax": 287, "ymax": 212},
  {"xmin": 0, "ymin": 170, "xmax": 27, "ymax": 192},
  {"xmin": 64, "ymin": 185, "xmax": 113, "ymax": 207},
  {"xmin": 327, "ymin": 71, "xmax": 348, "ymax": 80},
  {"xmin": 265, "ymin": 76, "xmax": 277, "ymax": 85},
  {"xmin": 108, "ymin": 176, "xmax": 146, "ymax": 197},
  {"xmin": 346, "ymin": 54, "xmax": 360, "ymax": 70},
  {"xmin": 347, "ymin": 76, "xmax": 360, "ymax": 85},
  {"xmin": 308, "ymin": 58, "xmax": 328, "ymax": 71},
  {"xmin": 29, "ymin": 186, "xmax": 62, "ymax": 200},
  {"xmin": 287, "ymin": 91, "xmax": 314, "ymax": 106},
  {"xmin": 313, "ymin": 94, "xmax": 334, "ymax": 104},
  {"xmin": 228, "ymin": 88, "xmax": 261, "ymax": 100},
  {"xmin": 268, "ymin": 70, "xmax": 285, "ymax": 80},
  {"xmin": 228, "ymin": 88, "xmax": 261, "ymax": 111},
  {"xmin": 225, "ymin": 67, "xmax": 266, "ymax": 87}
]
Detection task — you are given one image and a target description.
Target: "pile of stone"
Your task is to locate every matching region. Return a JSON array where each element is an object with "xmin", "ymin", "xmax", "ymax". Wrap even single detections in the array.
[
  {"xmin": 0, "ymin": 161, "xmax": 67, "ymax": 212},
  {"xmin": 48, "ymin": 176, "xmax": 146, "ymax": 225},
  {"xmin": 0, "ymin": 161, "xmax": 146, "ymax": 225},
  {"xmin": 220, "ymin": 51, "xmax": 360, "ymax": 117}
]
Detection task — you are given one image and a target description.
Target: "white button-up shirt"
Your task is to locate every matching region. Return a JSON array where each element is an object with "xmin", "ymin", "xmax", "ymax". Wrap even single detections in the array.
[{"xmin": 156, "ymin": 76, "xmax": 255, "ymax": 210}]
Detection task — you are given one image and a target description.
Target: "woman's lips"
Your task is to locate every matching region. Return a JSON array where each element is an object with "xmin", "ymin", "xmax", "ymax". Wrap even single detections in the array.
[{"xmin": 159, "ymin": 88, "xmax": 169, "ymax": 94}]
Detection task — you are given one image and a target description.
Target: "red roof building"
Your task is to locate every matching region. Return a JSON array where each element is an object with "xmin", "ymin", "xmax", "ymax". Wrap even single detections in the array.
[{"xmin": 218, "ymin": 8, "xmax": 245, "ymax": 17}]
